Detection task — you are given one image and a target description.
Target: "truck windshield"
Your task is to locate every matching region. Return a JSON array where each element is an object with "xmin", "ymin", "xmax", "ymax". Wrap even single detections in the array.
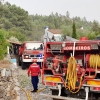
[
  {"xmin": 54, "ymin": 36, "xmax": 62, "ymax": 41},
  {"xmin": 25, "ymin": 43, "xmax": 43, "ymax": 50}
]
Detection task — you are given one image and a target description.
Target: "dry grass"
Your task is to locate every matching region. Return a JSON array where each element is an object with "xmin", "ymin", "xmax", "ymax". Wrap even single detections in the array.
[{"xmin": 0, "ymin": 60, "xmax": 12, "ymax": 68}]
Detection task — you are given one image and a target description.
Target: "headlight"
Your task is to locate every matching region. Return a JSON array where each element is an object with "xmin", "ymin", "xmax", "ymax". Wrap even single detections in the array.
[{"xmin": 24, "ymin": 55, "xmax": 29, "ymax": 58}]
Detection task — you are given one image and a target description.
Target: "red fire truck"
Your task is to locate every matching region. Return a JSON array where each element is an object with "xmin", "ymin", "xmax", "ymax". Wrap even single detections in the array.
[
  {"xmin": 18, "ymin": 41, "xmax": 43, "ymax": 69},
  {"xmin": 42, "ymin": 37, "xmax": 100, "ymax": 100}
]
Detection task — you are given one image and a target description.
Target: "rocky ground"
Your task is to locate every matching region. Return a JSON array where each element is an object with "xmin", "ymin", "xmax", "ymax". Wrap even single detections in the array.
[
  {"xmin": 0, "ymin": 58, "xmax": 20, "ymax": 100},
  {"xmin": 0, "ymin": 55, "xmax": 52, "ymax": 100}
]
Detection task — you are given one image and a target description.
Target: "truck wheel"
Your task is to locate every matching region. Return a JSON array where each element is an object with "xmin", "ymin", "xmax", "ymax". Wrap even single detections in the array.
[
  {"xmin": 93, "ymin": 93, "xmax": 99, "ymax": 100},
  {"xmin": 21, "ymin": 62, "xmax": 26, "ymax": 70},
  {"xmin": 52, "ymin": 89, "xmax": 64, "ymax": 100},
  {"xmin": 52, "ymin": 89, "xmax": 58, "ymax": 100},
  {"xmin": 18, "ymin": 56, "xmax": 21, "ymax": 66}
]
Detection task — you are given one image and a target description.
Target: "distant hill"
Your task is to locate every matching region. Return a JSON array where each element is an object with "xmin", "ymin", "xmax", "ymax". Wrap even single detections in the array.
[{"xmin": 0, "ymin": 1, "xmax": 100, "ymax": 41}]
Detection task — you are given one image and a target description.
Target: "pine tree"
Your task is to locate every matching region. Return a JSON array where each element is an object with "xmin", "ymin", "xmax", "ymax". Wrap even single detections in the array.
[{"xmin": 72, "ymin": 20, "xmax": 76, "ymax": 39}]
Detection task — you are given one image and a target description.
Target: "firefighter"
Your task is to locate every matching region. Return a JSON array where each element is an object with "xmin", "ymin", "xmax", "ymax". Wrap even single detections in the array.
[{"xmin": 28, "ymin": 59, "xmax": 40, "ymax": 92}]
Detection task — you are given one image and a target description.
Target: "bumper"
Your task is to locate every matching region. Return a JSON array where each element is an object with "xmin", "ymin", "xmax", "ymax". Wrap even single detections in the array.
[{"xmin": 23, "ymin": 58, "xmax": 43, "ymax": 62}]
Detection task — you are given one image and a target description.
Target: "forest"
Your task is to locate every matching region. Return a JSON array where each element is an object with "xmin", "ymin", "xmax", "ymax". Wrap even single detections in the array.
[
  {"xmin": 0, "ymin": 0, "xmax": 100, "ymax": 58},
  {"xmin": 1, "ymin": 1, "xmax": 100, "ymax": 42}
]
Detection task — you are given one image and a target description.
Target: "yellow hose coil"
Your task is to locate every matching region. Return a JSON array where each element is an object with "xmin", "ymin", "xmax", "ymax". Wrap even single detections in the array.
[
  {"xmin": 65, "ymin": 54, "xmax": 100, "ymax": 93},
  {"xmin": 89, "ymin": 54, "xmax": 100, "ymax": 70},
  {"xmin": 65, "ymin": 56, "xmax": 82, "ymax": 93}
]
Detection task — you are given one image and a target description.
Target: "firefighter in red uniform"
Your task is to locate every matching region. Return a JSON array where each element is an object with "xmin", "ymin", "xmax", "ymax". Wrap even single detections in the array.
[{"xmin": 28, "ymin": 59, "xmax": 40, "ymax": 92}]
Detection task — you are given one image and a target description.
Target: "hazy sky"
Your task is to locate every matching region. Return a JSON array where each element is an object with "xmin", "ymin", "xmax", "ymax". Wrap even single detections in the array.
[{"xmin": 4, "ymin": 0, "xmax": 100, "ymax": 22}]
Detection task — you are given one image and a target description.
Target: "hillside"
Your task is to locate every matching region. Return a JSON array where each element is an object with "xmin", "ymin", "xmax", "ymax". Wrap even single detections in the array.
[{"xmin": 0, "ymin": 1, "xmax": 100, "ymax": 41}]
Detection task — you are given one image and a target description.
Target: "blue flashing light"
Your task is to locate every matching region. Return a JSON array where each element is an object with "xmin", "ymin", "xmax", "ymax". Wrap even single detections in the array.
[{"xmin": 37, "ymin": 54, "xmax": 42, "ymax": 57}]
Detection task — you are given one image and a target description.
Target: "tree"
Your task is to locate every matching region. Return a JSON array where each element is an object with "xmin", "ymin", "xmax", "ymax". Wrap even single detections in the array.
[
  {"xmin": 72, "ymin": 20, "xmax": 77, "ymax": 38},
  {"xmin": 92, "ymin": 20, "xmax": 99, "ymax": 31},
  {"xmin": 87, "ymin": 32, "xmax": 96, "ymax": 40},
  {"xmin": 61, "ymin": 26, "xmax": 72, "ymax": 36},
  {"xmin": 7, "ymin": 30, "xmax": 26, "ymax": 42},
  {"xmin": 0, "ymin": 1, "xmax": 99, "ymax": 41},
  {"xmin": 0, "ymin": 29, "xmax": 10, "ymax": 59},
  {"xmin": 92, "ymin": 20, "xmax": 100, "ymax": 34},
  {"xmin": 66, "ymin": 11, "xmax": 70, "ymax": 18}
]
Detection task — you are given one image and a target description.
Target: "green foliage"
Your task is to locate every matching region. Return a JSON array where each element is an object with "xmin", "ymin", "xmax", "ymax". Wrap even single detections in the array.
[
  {"xmin": 0, "ymin": 2, "xmax": 32, "ymax": 41},
  {"xmin": 72, "ymin": 20, "xmax": 77, "ymax": 39},
  {"xmin": 0, "ymin": 29, "xmax": 10, "ymax": 59},
  {"xmin": 76, "ymin": 29, "xmax": 89, "ymax": 39},
  {"xmin": 1, "ymin": 0, "xmax": 100, "ymax": 60},
  {"xmin": 7, "ymin": 30, "xmax": 26, "ymax": 42},
  {"xmin": 92, "ymin": 20, "xmax": 100, "ymax": 32},
  {"xmin": 0, "ymin": 1, "xmax": 100, "ymax": 42},
  {"xmin": 61, "ymin": 26, "xmax": 72, "ymax": 36},
  {"xmin": 87, "ymin": 32, "xmax": 96, "ymax": 40}
]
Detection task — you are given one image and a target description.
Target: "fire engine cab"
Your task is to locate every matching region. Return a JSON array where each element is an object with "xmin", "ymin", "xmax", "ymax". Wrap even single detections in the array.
[
  {"xmin": 18, "ymin": 41, "xmax": 43, "ymax": 69},
  {"xmin": 42, "ymin": 36, "xmax": 100, "ymax": 100}
]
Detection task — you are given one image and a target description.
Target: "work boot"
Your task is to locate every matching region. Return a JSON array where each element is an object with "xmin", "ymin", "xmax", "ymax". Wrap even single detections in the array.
[
  {"xmin": 36, "ymin": 89, "xmax": 38, "ymax": 92},
  {"xmin": 31, "ymin": 90, "xmax": 36, "ymax": 92}
]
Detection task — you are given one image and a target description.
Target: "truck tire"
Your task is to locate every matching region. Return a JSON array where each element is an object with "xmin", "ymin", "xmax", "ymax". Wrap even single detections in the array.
[
  {"xmin": 52, "ymin": 89, "xmax": 58, "ymax": 100},
  {"xmin": 51, "ymin": 89, "xmax": 64, "ymax": 100},
  {"xmin": 51, "ymin": 88, "xmax": 67, "ymax": 100},
  {"xmin": 89, "ymin": 92, "xmax": 99, "ymax": 100},
  {"xmin": 18, "ymin": 56, "xmax": 21, "ymax": 66},
  {"xmin": 21, "ymin": 62, "xmax": 26, "ymax": 70}
]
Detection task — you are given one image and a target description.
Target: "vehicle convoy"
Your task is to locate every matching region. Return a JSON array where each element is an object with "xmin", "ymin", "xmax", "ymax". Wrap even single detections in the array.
[
  {"xmin": 18, "ymin": 41, "xmax": 43, "ymax": 69},
  {"xmin": 42, "ymin": 36, "xmax": 100, "ymax": 100}
]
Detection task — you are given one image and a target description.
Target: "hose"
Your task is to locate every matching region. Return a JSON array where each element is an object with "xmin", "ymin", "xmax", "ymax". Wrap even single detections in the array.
[
  {"xmin": 18, "ymin": 86, "xmax": 32, "ymax": 100},
  {"xmin": 16, "ymin": 85, "xmax": 47, "ymax": 100},
  {"xmin": 12, "ymin": 75, "xmax": 32, "ymax": 100},
  {"xmin": 65, "ymin": 56, "xmax": 82, "ymax": 93},
  {"xmin": 10, "ymin": 82, "xmax": 32, "ymax": 100},
  {"xmin": 89, "ymin": 54, "xmax": 100, "ymax": 70},
  {"xmin": 12, "ymin": 74, "xmax": 47, "ymax": 100},
  {"xmin": 64, "ymin": 54, "xmax": 100, "ymax": 94},
  {"xmin": 37, "ymin": 87, "xmax": 47, "ymax": 92}
]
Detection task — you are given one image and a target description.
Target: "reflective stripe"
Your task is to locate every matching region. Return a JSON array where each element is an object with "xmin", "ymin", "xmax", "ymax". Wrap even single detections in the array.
[{"xmin": 31, "ymin": 65, "xmax": 39, "ymax": 67}]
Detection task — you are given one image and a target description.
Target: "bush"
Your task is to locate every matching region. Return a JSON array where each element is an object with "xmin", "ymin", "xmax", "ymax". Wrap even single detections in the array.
[{"xmin": 0, "ymin": 29, "xmax": 10, "ymax": 59}]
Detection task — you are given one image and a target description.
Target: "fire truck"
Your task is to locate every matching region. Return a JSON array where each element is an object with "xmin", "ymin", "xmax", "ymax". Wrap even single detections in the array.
[
  {"xmin": 18, "ymin": 41, "xmax": 43, "ymax": 69},
  {"xmin": 42, "ymin": 35, "xmax": 100, "ymax": 100}
]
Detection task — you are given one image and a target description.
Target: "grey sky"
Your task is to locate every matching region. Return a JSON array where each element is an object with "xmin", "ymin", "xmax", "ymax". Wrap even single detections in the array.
[{"xmin": 5, "ymin": 0, "xmax": 100, "ymax": 22}]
